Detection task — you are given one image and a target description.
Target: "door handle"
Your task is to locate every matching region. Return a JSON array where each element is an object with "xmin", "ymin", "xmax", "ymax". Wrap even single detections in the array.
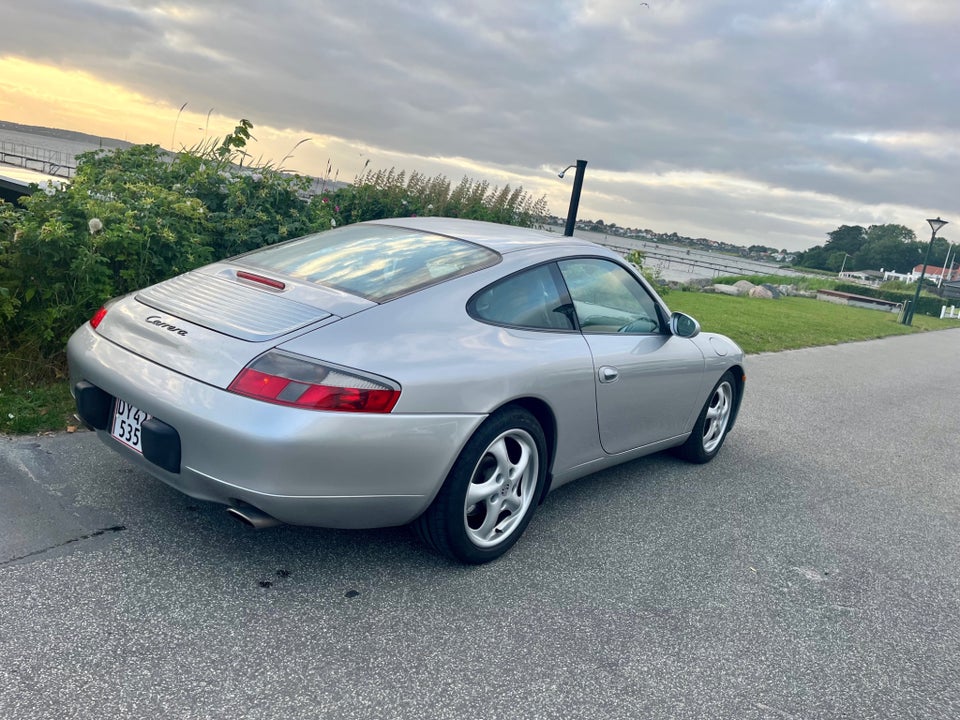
[{"xmin": 599, "ymin": 366, "xmax": 619, "ymax": 383}]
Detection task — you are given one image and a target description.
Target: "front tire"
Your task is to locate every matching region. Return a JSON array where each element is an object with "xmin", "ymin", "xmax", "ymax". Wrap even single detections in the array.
[
  {"xmin": 675, "ymin": 370, "xmax": 736, "ymax": 464},
  {"xmin": 415, "ymin": 408, "xmax": 547, "ymax": 564}
]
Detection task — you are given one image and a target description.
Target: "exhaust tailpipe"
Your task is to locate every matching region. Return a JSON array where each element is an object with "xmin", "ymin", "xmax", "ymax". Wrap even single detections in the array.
[{"xmin": 227, "ymin": 505, "xmax": 282, "ymax": 529}]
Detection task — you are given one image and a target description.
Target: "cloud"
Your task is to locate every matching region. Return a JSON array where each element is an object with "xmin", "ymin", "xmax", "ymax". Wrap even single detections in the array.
[{"xmin": 1, "ymin": 0, "xmax": 957, "ymax": 250}]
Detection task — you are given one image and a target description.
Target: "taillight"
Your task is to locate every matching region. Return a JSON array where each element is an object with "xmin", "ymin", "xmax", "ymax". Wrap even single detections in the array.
[
  {"xmin": 228, "ymin": 351, "xmax": 401, "ymax": 413},
  {"xmin": 90, "ymin": 306, "xmax": 108, "ymax": 329}
]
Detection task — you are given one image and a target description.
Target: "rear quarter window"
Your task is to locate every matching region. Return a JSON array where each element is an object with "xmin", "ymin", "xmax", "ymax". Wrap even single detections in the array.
[{"xmin": 469, "ymin": 264, "xmax": 575, "ymax": 331}]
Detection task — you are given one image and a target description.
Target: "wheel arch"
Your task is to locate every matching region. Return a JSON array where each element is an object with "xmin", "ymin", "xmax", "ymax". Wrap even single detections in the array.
[
  {"xmin": 492, "ymin": 396, "xmax": 558, "ymax": 501},
  {"xmin": 725, "ymin": 364, "xmax": 746, "ymax": 431}
]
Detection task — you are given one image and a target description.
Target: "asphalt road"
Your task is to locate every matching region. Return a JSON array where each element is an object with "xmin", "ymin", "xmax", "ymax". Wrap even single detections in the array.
[{"xmin": 2, "ymin": 329, "xmax": 959, "ymax": 719}]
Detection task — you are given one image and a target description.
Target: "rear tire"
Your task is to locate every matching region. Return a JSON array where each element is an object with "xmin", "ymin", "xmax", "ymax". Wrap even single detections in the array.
[
  {"xmin": 414, "ymin": 407, "xmax": 547, "ymax": 564},
  {"xmin": 674, "ymin": 370, "xmax": 736, "ymax": 464}
]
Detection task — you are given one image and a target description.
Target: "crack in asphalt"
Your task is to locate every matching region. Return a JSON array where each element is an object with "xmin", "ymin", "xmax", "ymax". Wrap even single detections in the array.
[{"xmin": 0, "ymin": 525, "xmax": 126, "ymax": 566}]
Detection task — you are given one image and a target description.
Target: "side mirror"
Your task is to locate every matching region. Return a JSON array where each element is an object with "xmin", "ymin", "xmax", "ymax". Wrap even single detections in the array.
[{"xmin": 669, "ymin": 312, "xmax": 701, "ymax": 338}]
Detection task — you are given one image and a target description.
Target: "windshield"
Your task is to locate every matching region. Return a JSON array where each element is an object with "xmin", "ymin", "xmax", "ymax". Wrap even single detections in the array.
[{"xmin": 236, "ymin": 224, "xmax": 500, "ymax": 302}]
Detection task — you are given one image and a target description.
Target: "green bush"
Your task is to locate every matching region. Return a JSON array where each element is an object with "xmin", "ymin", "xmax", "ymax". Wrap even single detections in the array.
[
  {"xmin": 0, "ymin": 123, "xmax": 319, "ymax": 360},
  {"xmin": 0, "ymin": 201, "xmax": 20, "ymax": 323},
  {"xmin": 626, "ymin": 249, "xmax": 669, "ymax": 295},
  {"xmin": 0, "ymin": 121, "xmax": 547, "ymax": 365}
]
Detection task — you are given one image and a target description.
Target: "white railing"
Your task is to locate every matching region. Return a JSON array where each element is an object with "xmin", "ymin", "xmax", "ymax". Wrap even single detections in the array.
[
  {"xmin": 940, "ymin": 305, "xmax": 960, "ymax": 320},
  {"xmin": 0, "ymin": 141, "xmax": 76, "ymax": 177}
]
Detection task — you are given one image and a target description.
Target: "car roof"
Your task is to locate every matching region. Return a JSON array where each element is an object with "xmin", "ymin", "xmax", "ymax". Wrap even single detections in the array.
[{"xmin": 364, "ymin": 217, "xmax": 603, "ymax": 255}]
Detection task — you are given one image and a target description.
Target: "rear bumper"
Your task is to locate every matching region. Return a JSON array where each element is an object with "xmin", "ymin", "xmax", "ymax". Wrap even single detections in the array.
[{"xmin": 67, "ymin": 324, "xmax": 486, "ymax": 528}]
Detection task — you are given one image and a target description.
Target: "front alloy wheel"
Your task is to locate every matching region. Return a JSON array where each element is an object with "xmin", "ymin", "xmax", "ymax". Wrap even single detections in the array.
[{"xmin": 675, "ymin": 370, "xmax": 737, "ymax": 464}]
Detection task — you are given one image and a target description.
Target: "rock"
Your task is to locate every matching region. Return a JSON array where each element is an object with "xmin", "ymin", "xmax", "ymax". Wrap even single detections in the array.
[
  {"xmin": 734, "ymin": 280, "xmax": 756, "ymax": 293},
  {"xmin": 711, "ymin": 284, "xmax": 743, "ymax": 296},
  {"xmin": 761, "ymin": 283, "xmax": 782, "ymax": 299},
  {"xmin": 749, "ymin": 286, "xmax": 775, "ymax": 299}
]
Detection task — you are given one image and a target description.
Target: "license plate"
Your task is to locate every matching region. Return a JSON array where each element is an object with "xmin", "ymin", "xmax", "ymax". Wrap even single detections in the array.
[{"xmin": 111, "ymin": 399, "xmax": 151, "ymax": 453}]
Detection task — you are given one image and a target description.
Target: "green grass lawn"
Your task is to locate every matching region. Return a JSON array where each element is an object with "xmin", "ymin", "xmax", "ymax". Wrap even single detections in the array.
[
  {"xmin": 1, "ymin": 292, "xmax": 957, "ymax": 435},
  {"xmin": 667, "ymin": 291, "xmax": 954, "ymax": 354},
  {"xmin": 0, "ymin": 379, "xmax": 75, "ymax": 435}
]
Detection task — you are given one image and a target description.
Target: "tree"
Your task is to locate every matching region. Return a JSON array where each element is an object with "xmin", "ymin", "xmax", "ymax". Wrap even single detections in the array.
[
  {"xmin": 854, "ymin": 224, "xmax": 919, "ymax": 273},
  {"xmin": 826, "ymin": 251, "xmax": 850, "ymax": 272},
  {"xmin": 793, "ymin": 245, "xmax": 827, "ymax": 269},
  {"xmin": 795, "ymin": 223, "xmax": 921, "ymax": 273},
  {"xmin": 824, "ymin": 225, "xmax": 866, "ymax": 255}
]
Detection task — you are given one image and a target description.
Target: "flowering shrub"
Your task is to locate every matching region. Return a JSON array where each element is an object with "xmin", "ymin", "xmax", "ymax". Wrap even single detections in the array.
[
  {"xmin": 0, "ymin": 122, "xmax": 318, "ymax": 359},
  {"xmin": 0, "ymin": 120, "xmax": 547, "ymax": 365}
]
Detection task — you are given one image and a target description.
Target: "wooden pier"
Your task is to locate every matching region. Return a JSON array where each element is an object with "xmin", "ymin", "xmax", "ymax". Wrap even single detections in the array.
[{"xmin": 0, "ymin": 141, "xmax": 76, "ymax": 178}]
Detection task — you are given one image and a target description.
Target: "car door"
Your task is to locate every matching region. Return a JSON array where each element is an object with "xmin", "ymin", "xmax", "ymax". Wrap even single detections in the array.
[{"xmin": 556, "ymin": 257, "xmax": 706, "ymax": 455}]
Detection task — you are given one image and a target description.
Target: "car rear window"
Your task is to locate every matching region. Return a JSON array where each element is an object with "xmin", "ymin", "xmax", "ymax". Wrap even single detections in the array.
[{"xmin": 235, "ymin": 224, "xmax": 500, "ymax": 302}]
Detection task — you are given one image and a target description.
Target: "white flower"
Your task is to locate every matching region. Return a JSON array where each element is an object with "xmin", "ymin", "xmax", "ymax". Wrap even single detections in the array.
[
  {"xmin": 331, "ymin": 218, "xmax": 337, "ymax": 228},
  {"xmin": 42, "ymin": 181, "xmax": 56, "ymax": 196},
  {"xmin": 7, "ymin": 413, "xmax": 13, "ymax": 420},
  {"xmin": 88, "ymin": 218, "xmax": 103, "ymax": 234}
]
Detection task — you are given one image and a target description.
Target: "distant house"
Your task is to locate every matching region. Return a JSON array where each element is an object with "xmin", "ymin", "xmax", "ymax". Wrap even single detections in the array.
[
  {"xmin": 883, "ymin": 269, "xmax": 912, "ymax": 283},
  {"xmin": 838, "ymin": 269, "xmax": 883, "ymax": 286},
  {"xmin": 910, "ymin": 264, "xmax": 960, "ymax": 284}
]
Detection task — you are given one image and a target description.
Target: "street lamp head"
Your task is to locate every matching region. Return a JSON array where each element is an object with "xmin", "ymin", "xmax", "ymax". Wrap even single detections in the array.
[
  {"xmin": 558, "ymin": 164, "xmax": 576, "ymax": 179},
  {"xmin": 928, "ymin": 217, "xmax": 948, "ymax": 235}
]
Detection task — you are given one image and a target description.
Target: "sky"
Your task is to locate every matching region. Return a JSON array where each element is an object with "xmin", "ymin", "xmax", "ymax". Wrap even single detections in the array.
[{"xmin": 1, "ymin": 0, "xmax": 958, "ymax": 252}]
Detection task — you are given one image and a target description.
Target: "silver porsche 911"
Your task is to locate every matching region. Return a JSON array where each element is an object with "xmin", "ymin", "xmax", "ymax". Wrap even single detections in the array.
[{"xmin": 68, "ymin": 217, "xmax": 745, "ymax": 563}]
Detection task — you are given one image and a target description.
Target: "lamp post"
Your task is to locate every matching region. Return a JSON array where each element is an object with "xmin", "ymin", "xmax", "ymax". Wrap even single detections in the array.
[
  {"xmin": 938, "ymin": 241, "xmax": 954, "ymax": 288},
  {"xmin": 839, "ymin": 252, "xmax": 851, "ymax": 276},
  {"xmin": 903, "ymin": 216, "xmax": 948, "ymax": 325},
  {"xmin": 559, "ymin": 160, "xmax": 587, "ymax": 237}
]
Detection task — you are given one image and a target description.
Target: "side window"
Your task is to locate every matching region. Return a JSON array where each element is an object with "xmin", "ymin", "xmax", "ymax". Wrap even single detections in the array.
[
  {"xmin": 469, "ymin": 264, "xmax": 575, "ymax": 331},
  {"xmin": 557, "ymin": 258, "xmax": 662, "ymax": 334}
]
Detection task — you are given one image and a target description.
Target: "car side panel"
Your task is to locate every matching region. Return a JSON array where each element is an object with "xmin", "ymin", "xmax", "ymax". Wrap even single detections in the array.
[
  {"xmin": 582, "ymin": 333, "xmax": 707, "ymax": 454},
  {"xmin": 276, "ymin": 272, "xmax": 606, "ymax": 479}
]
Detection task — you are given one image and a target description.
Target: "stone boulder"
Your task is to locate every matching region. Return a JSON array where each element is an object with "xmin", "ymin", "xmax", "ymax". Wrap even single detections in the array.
[
  {"xmin": 710, "ymin": 284, "xmax": 743, "ymax": 296},
  {"xmin": 749, "ymin": 285, "xmax": 775, "ymax": 299}
]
